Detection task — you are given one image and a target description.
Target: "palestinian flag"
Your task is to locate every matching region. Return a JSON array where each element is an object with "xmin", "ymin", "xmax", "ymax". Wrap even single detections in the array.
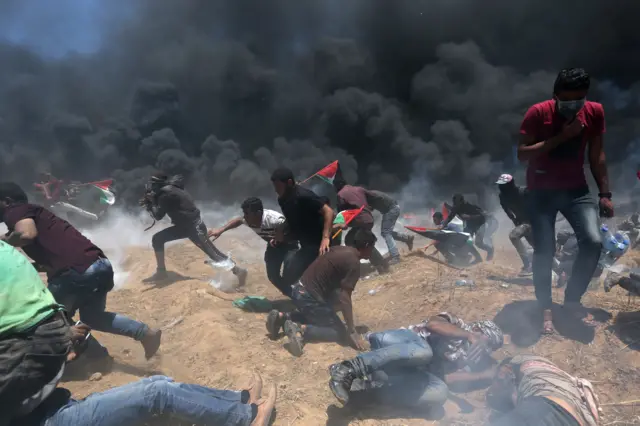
[
  {"xmin": 90, "ymin": 179, "xmax": 116, "ymax": 205},
  {"xmin": 311, "ymin": 160, "xmax": 342, "ymax": 185},
  {"xmin": 334, "ymin": 206, "xmax": 365, "ymax": 226},
  {"xmin": 442, "ymin": 202, "xmax": 450, "ymax": 220}
]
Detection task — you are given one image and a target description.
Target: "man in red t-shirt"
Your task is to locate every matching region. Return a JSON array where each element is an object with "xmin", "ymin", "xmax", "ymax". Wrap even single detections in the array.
[{"xmin": 518, "ymin": 68, "xmax": 613, "ymax": 334}]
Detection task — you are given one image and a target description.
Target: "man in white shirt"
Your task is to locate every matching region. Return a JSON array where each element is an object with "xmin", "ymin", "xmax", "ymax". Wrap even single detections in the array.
[{"xmin": 209, "ymin": 197, "xmax": 298, "ymax": 297}]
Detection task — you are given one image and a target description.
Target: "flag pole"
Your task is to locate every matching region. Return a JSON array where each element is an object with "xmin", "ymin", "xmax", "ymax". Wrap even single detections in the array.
[{"xmin": 298, "ymin": 174, "xmax": 316, "ymax": 185}]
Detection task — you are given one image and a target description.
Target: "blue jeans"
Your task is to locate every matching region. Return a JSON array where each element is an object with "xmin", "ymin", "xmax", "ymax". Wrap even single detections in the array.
[
  {"xmin": 291, "ymin": 284, "xmax": 346, "ymax": 343},
  {"xmin": 350, "ymin": 329, "xmax": 448, "ymax": 408},
  {"xmin": 47, "ymin": 258, "xmax": 148, "ymax": 342},
  {"xmin": 528, "ymin": 188, "xmax": 602, "ymax": 309},
  {"xmin": 44, "ymin": 376, "xmax": 253, "ymax": 426}
]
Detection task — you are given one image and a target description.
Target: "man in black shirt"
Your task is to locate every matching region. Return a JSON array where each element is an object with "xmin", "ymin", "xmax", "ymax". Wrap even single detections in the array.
[
  {"xmin": 270, "ymin": 168, "xmax": 335, "ymax": 289},
  {"xmin": 497, "ymin": 174, "xmax": 534, "ymax": 275},
  {"xmin": 141, "ymin": 173, "xmax": 247, "ymax": 285},
  {"xmin": 441, "ymin": 194, "xmax": 496, "ymax": 261}
]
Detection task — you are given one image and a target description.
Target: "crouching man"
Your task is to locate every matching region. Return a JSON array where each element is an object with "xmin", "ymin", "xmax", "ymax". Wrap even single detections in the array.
[
  {"xmin": 266, "ymin": 229, "xmax": 377, "ymax": 356},
  {"xmin": 328, "ymin": 312, "xmax": 503, "ymax": 410},
  {"xmin": 487, "ymin": 355, "xmax": 600, "ymax": 426}
]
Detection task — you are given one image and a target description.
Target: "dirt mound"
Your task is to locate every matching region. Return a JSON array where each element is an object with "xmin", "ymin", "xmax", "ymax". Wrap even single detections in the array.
[{"xmin": 62, "ymin": 233, "xmax": 640, "ymax": 425}]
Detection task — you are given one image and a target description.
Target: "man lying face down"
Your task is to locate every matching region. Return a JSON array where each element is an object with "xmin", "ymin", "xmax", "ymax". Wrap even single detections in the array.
[
  {"xmin": 328, "ymin": 312, "xmax": 504, "ymax": 410},
  {"xmin": 487, "ymin": 355, "xmax": 600, "ymax": 426}
]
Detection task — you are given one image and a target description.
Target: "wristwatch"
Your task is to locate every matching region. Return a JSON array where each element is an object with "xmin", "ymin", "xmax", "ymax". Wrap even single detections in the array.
[{"xmin": 598, "ymin": 192, "xmax": 612, "ymax": 199}]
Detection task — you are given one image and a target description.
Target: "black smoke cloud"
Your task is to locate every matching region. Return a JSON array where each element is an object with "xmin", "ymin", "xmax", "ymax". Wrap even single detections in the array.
[{"xmin": 1, "ymin": 0, "xmax": 640, "ymax": 209}]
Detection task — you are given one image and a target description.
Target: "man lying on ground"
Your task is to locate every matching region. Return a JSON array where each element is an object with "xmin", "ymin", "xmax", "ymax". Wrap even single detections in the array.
[
  {"xmin": 432, "ymin": 212, "xmax": 482, "ymax": 265},
  {"xmin": 0, "ymin": 182, "xmax": 161, "ymax": 364},
  {"xmin": 208, "ymin": 197, "xmax": 299, "ymax": 297},
  {"xmin": 265, "ymin": 229, "xmax": 377, "ymax": 356},
  {"xmin": 328, "ymin": 312, "xmax": 503, "ymax": 410},
  {"xmin": 441, "ymin": 194, "xmax": 497, "ymax": 261},
  {"xmin": 142, "ymin": 173, "xmax": 248, "ymax": 286},
  {"xmin": 487, "ymin": 355, "xmax": 600, "ymax": 426},
  {"xmin": 497, "ymin": 174, "xmax": 534, "ymax": 276}
]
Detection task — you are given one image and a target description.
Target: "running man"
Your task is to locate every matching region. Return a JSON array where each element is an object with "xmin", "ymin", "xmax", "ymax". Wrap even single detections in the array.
[
  {"xmin": 441, "ymin": 194, "xmax": 496, "ymax": 261},
  {"xmin": 497, "ymin": 174, "xmax": 534, "ymax": 275},
  {"xmin": 141, "ymin": 173, "xmax": 248, "ymax": 285},
  {"xmin": 208, "ymin": 197, "xmax": 298, "ymax": 297},
  {"xmin": 0, "ymin": 182, "xmax": 161, "ymax": 362}
]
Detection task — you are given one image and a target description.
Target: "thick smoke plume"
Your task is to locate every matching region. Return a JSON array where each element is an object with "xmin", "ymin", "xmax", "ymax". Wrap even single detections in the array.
[{"xmin": 1, "ymin": 0, "xmax": 640, "ymax": 209}]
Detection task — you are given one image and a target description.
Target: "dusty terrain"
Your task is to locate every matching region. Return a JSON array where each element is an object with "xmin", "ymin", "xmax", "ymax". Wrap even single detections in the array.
[{"xmin": 61, "ymin": 228, "xmax": 640, "ymax": 425}]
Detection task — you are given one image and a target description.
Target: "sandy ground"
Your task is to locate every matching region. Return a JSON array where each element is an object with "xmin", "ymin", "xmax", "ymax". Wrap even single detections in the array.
[{"xmin": 59, "ymin": 229, "xmax": 640, "ymax": 425}]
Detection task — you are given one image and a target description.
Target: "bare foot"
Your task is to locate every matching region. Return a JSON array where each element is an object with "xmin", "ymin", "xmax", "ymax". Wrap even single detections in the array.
[{"xmin": 542, "ymin": 309, "xmax": 555, "ymax": 335}]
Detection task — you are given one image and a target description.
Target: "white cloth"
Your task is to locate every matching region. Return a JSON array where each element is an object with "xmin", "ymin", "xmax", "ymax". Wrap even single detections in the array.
[{"xmin": 244, "ymin": 209, "xmax": 286, "ymax": 242}]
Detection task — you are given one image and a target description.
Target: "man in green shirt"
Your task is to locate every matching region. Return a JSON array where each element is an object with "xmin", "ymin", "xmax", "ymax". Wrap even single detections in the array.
[{"xmin": 0, "ymin": 240, "xmax": 72, "ymax": 423}]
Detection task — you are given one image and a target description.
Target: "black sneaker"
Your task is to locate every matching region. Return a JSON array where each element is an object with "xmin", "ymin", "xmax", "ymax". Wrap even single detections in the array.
[
  {"xmin": 266, "ymin": 310, "xmax": 285, "ymax": 339},
  {"xmin": 518, "ymin": 266, "xmax": 533, "ymax": 277},
  {"xmin": 406, "ymin": 235, "xmax": 414, "ymax": 251},
  {"xmin": 328, "ymin": 362, "xmax": 356, "ymax": 405},
  {"xmin": 284, "ymin": 320, "xmax": 304, "ymax": 357},
  {"xmin": 388, "ymin": 256, "xmax": 401, "ymax": 265}
]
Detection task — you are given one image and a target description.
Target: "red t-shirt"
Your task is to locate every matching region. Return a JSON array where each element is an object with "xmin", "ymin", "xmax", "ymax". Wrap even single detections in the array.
[
  {"xmin": 520, "ymin": 99, "xmax": 605, "ymax": 190},
  {"xmin": 2, "ymin": 203, "xmax": 104, "ymax": 279}
]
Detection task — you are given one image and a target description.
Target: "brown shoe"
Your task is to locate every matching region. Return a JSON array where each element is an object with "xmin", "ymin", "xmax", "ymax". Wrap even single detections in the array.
[
  {"xmin": 245, "ymin": 372, "xmax": 263, "ymax": 405},
  {"xmin": 251, "ymin": 383, "xmax": 276, "ymax": 426},
  {"xmin": 141, "ymin": 329, "xmax": 162, "ymax": 359}
]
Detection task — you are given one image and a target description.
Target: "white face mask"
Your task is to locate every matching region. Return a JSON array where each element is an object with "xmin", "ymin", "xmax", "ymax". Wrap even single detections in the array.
[{"xmin": 556, "ymin": 98, "xmax": 586, "ymax": 118}]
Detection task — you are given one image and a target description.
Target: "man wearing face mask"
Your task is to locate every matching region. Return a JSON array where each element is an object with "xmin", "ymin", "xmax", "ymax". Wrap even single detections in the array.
[{"xmin": 518, "ymin": 68, "xmax": 613, "ymax": 335}]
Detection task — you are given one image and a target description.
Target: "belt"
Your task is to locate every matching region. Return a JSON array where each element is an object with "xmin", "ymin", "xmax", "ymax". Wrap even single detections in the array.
[{"xmin": 0, "ymin": 310, "xmax": 68, "ymax": 341}]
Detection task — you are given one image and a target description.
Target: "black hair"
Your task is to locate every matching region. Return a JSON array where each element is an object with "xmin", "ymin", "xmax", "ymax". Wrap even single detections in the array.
[
  {"xmin": 270, "ymin": 167, "xmax": 295, "ymax": 183},
  {"xmin": 553, "ymin": 68, "xmax": 590, "ymax": 94},
  {"xmin": 352, "ymin": 228, "xmax": 377, "ymax": 249},
  {"xmin": 452, "ymin": 193, "xmax": 464, "ymax": 204},
  {"xmin": 432, "ymin": 211, "xmax": 443, "ymax": 220},
  {"xmin": 0, "ymin": 182, "xmax": 28, "ymax": 203},
  {"xmin": 241, "ymin": 197, "xmax": 263, "ymax": 213},
  {"xmin": 318, "ymin": 196, "xmax": 331, "ymax": 206}
]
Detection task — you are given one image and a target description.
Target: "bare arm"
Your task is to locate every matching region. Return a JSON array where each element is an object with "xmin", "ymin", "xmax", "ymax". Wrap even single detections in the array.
[
  {"xmin": 588, "ymin": 135, "xmax": 609, "ymax": 193},
  {"xmin": 339, "ymin": 289, "xmax": 355, "ymax": 332},
  {"xmin": 220, "ymin": 217, "xmax": 244, "ymax": 233},
  {"xmin": 445, "ymin": 366, "xmax": 497, "ymax": 385},
  {"xmin": 5, "ymin": 218, "xmax": 38, "ymax": 247},
  {"xmin": 320, "ymin": 204, "xmax": 334, "ymax": 240},
  {"xmin": 424, "ymin": 316, "xmax": 475, "ymax": 341}
]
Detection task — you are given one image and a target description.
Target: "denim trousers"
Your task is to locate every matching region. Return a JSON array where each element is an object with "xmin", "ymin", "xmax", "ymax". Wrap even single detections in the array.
[
  {"xmin": 528, "ymin": 188, "xmax": 601, "ymax": 309},
  {"xmin": 380, "ymin": 205, "xmax": 410, "ymax": 258},
  {"xmin": 350, "ymin": 329, "xmax": 448, "ymax": 408},
  {"xmin": 264, "ymin": 243, "xmax": 298, "ymax": 297},
  {"xmin": 47, "ymin": 258, "xmax": 148, "ymax": 342},
  {"xmin": 43, "ymin": 376, "xmax": 253, "ymax": 426},
  {"xmin": 290, "ymin": 284, "xmax": 346, "ymax": 343}
]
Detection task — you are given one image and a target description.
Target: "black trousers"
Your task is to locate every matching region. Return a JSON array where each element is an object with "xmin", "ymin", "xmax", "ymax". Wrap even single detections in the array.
[
  {"xmin": 152, "ymin": 221, "xmax": 229, "ymax": 264},
  {"xmin": 0, "ymin": 313, "xmax": 71, "ymax": 423},
  {"xmin": 490, "ymin": 396, "xmax": 580, "ymax": 426},
  {"xmin": 281, "ymin": 245, "xmax": 321, "ymax": 290},
  {"xmin": 264, "ymin": 243, "xmax": 298, "ymax": 297}
]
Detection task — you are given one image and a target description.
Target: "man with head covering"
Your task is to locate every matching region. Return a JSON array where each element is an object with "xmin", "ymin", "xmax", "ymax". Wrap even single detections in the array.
[
  {"xmin": 328, "ymin": 312, "xmax": 504, "ymax": 410},
  {"xmin": 141, "ymin": 173, "xmax": 248, "ymax": 286},
  {"xmin": 487, "ymin": 355, "xmax": 600, "ymax": 426},
  {"xmin": 496, "ymin": 174, "xmax": 533, "ymax": 275}
]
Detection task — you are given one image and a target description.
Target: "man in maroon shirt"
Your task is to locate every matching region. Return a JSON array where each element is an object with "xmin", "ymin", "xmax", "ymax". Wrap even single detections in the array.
[
  {"xmin": 518, "ymin": 68, "xmax": 613, "ymax": 334},
  {"xmin": 0, "ymin": 182, "xmax": 161, "ymax": 361}
]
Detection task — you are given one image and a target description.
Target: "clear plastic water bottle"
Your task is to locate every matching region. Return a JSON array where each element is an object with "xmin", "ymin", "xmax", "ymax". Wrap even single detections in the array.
[
  {"xmin": 600, "ymin": 225, "xmax": 617, "ymax": 252},
  {"xmin": 455, "ymin": 279, "xmax": 475, "ymax": 287}
]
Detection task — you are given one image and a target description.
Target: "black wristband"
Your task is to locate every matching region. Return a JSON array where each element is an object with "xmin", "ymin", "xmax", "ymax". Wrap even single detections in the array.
[{"xmin": 598, "ymin": 192, "xmax": 612, "ymax": 199}]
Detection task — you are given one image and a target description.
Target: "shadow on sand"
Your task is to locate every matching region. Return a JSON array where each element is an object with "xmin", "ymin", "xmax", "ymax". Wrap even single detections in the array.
[
  {"xmin": 493, "ymin": 300, "xmax": 610, "ymax": 347},
  {"xmin": 326, "ymin": 402, "xmax": 444, "ymax": 426},
  {"xmin": 141, "ymin": 271, "xmax": 196, "ymax": 290},
  {"xmin": 608, "ymin": 311, "xmax": 640, "ymax": 351}
]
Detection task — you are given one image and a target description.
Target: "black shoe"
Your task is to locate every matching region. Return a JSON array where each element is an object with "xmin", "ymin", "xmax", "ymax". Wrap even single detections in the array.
[
  {"xmin": 284, "ymin": 320, "xmax": 304, "ymax": 357},
  {"xmin": 518, "ymin": 266, "xmax": 533, "ymax": 277},
  {"xmin": 406, "ymin": 235, "xmax": 414, "ymax": 251},
  {"xmin": 328, "ymin": 362, "xmax": 356, "ymax": 405},
  {"xmin": 388, "ymin": 256, "xmax": 401, "ymax": 266},
  {"xmin": 266, "ymin": 310, "xmax": 285, "ymax": 339}
]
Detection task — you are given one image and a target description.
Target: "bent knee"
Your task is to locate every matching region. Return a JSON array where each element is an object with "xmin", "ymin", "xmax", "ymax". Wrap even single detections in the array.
[{"xmin": 151, "ymin": 235, "xmax": 165, "ymax": 251}]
